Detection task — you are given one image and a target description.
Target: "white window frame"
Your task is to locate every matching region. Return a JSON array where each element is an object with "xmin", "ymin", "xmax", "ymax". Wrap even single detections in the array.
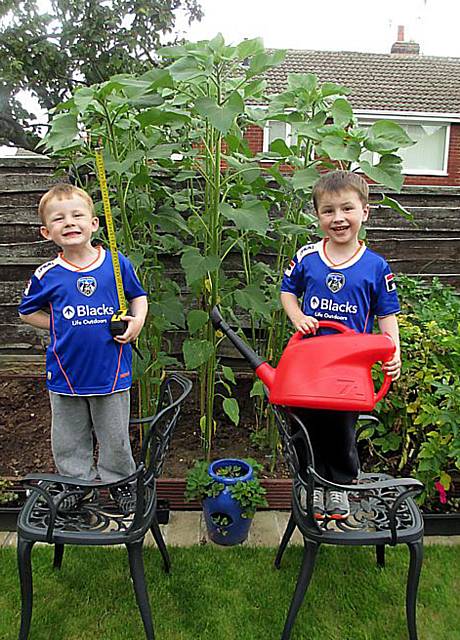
[
  {"xmin": 262, "ymin": 120, "xmax": 294, "ymax": 153},
  {"xmin": 356, "ymin": 113, "xmax": 451, "ymax": 176}
]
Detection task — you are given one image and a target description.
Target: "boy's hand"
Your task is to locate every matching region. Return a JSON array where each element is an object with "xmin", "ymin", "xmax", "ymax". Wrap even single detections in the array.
[
  {"xmin": 382, "ymin": 353, "xmax": 401, "ymax": 381},
  {"xmin": 113, "ymin": 315, "xmax": 144, "ymax": 344},
  {"xmin": 291, "ymin": 312, "xmax": 319, "ymax": 335}
]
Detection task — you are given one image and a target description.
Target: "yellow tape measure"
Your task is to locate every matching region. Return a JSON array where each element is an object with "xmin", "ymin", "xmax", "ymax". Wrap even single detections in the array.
[
  {"xmin": 94, "ymin": 147, "xmax": 144, "ymax": 359},
  {"xmin": 94, "ymin": 147, "xmax": 127, "ymax": 318}
]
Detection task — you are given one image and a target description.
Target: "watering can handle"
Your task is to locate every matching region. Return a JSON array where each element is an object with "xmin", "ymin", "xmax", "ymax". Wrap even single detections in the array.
[
  {"xmin": 287, "ymin": 320, "xmax": 354, "ymax": 347},
  {"xmin": 375, "ymin": 373, "xmax": 392, "ymax": 405}
]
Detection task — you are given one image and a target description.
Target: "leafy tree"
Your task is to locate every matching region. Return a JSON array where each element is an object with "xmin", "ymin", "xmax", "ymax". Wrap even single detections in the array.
[{"xmin": 0, "ymin": 0, "xmax": 203, "ymax": 150}]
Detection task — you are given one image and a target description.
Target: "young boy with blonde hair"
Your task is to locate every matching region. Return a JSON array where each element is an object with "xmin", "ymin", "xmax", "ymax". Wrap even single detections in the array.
[
  {"xmin": 19, "ymin": 183, "xmax": 148, "ymax": 514},
  {"xmin": 280, "ymin": 170, "xmax": 401, "ymax": 519}
]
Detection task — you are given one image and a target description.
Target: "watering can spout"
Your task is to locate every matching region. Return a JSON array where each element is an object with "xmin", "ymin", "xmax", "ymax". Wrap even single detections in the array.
[
  {"xmin": 254, "ymin": 362, "xmax": 276, "ymax": 389},
  {"xmin": 210, "ymin": 306, "xmax": 266, "ymax": 371}
]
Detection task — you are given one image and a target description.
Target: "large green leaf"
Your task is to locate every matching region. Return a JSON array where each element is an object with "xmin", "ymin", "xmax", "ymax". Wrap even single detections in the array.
[
  {"xmin": 180, "ymin": 247, "xmax": 220, "ymax": 285},
  {"xmin": 208, "ymin": 33, "xmax": 226, "ymax": 54},
  {"xmin": 236, "ymin": 37, "xmax": 265, "ymax": 60},
  {"xmin": 223, "ymin": 397, "xmax": 240, "ymax": 425},
  {"xmin": 105, "ymin": 150, "xmax": 145, "ymax": 175},
  {"xmin": 287, "ymin": 73, "xmax": 317, "ymax": 92},
  {"xmin": 219, "ymin": 202, "xmax": 269, "ymax": 234},
  {"xmin": 374, "ymin": 195, "xmax": 413, "ymax": 221},
  {"xmin": 139, "ymin": 68, "xmax": 174, "ymax": 90},
  {"xmin": 108, "ymin": 76, "xmax": 154, "ymax": 99},
  {"xmin": 152, "ymin": 296, "xmax": 185, "ymax": 329},
  {"xmin": 234, "ymin": 285, "xmax": 270, "ymax": 318},
  {"xmin": 195, "ymin": 91, "xmax": 244, "ymax": 134},
  {"xmin": 154, "ymin": 206, "xmax": 193, "ymax": 235},
  {"xmin": 292, "ymin": 112, "xmax": 327, "ymax": 142},
  {"xmin": 266, "ymin": 165, "xmax": 288, "ymax": 187},
  {"xmin": 243, "ymin": 78, "xmax": 267, "ymax": 100},
  {"xmin": 73, "ymin": 87, "xmax": 95, "ymax": 113},
  {"xmin": 222, "ymin": 155, "xmax": 260, "ymax": 183},
  {"xmin": 136, "ymin": 108, "xmax": 190, "ymax": 127},
  {"xmin": 187, "ymin": 309, "xmax": 209, "ymax": 334},
  {"xmin": 169, "ymin": 56, "xmax": 207, "ymax": 81},
  {"xmin": 291, "ymin": 167, "xmax": 320, "ymax": 191},
  {"xmin": 269, "ymin": 138, "xmax": 292, "ymax": 157},
  {"xmin": 222, "ymin": 365, "xmax": 236, "ymax": 384},
  {"xmin": 46, "ymin": 113, "xmax": 79, "ymax": 150},
  {"xmin": 321, "ymin": 135, "xmax": 361, "ymax": 162},
  {"xmin": 158, "ymin": 44, "xmax": 189, "ymax": 59},
  {"xmin": 320, "ymin": 82, "xmax": 351, "ymax": 97},
  {"xmin": 146, "ymin": 143, "xmax": 183, "ymax": 159},
  {"xmin": 276, "ymin": 220, "xmax": 316, "ymax": 236},
  {"xmin": 183, "ymin": 338, "xmax": 214, "ymax": 370},
  {"xmin": 331, "ymin": 98, "xmax": 353, "ymax": 127},
  {"xmin": 365, "ymin": 121, "xmax": 414, "ymax": 153},
  {"xmin": 359, "ymin": 155, "xmax": 404, "ymax": 192},
  {"xmin": 247, "ymin": 50, "xmax": 286, "ymax": 78}
]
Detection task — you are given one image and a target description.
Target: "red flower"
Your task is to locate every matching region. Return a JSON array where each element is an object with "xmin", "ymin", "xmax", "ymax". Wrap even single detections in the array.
[{"xmin": 435, "ymin": 481, "xmax": 447, "ymax": 505}]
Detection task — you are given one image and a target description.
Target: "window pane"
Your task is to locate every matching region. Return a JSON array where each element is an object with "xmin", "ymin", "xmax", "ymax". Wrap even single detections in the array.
[
  {"xmin": 268, "ymin": 121, "xmax": 288, "ymax": 147},
  {"xmin": 398, "ymin": 124, "xmax": 447, "ymax": 172},
  {"xmin": 357, "ymin": 120, "xmax": 448, "ymax": 173}
]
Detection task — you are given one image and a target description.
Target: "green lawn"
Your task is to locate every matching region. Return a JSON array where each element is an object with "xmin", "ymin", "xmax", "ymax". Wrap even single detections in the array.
[{"xmin": 1, "ymin": 544, "xmax": 459, "ymax": 640}]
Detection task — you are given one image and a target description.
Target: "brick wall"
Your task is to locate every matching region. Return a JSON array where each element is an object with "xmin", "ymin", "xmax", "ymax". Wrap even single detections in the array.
[{"xmin": 245, "ymin": 124, "xmax": 264, "ymax": 155}]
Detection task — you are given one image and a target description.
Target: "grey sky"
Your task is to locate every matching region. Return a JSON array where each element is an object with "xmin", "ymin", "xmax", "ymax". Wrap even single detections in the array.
[{"xmin": 176, "ymin": 0, "xmax": 460, "ymax": 56}]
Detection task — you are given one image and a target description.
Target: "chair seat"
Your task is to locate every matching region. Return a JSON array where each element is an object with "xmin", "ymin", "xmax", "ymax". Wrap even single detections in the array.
[
  {"xmin": 294, "ymin": 472, "xmax": 424, "ymax": 546},
  {"xmin": 16, "ymin": 373, "xmax": 193, "ymax": 640},
  {"xmin": 18, "ymin": 481, "xmax": 156, "ymax": 546}
]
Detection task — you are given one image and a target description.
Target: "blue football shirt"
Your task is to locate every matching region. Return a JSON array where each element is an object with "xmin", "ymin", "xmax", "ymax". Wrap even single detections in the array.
[
  {"xmin": 280, "ymin": 239, "xmax": 400, "ymax": 334},
  {"xmin": 19, "ymin": 247, "xmax": 147, "ymax": 395}
]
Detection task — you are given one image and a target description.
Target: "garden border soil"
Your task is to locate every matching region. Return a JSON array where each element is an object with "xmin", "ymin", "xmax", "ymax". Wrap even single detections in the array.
[
  {"xmin": 2, "ymin": 377, "xmax": 459, "ymax": 534},
  {"xmin": 0, "ymin": 376, "xmax": 291, "ymax": 502}
]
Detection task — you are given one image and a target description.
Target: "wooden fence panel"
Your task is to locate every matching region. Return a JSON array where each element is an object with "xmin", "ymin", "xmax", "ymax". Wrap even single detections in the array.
[{"xmin": 1, "ymin": 157, "xmax": 459, "ymax": 375}]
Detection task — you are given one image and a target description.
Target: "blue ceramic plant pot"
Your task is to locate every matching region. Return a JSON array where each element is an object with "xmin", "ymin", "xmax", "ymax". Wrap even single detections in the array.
[{"xmin": 203, "ymin": 458, "xmax": 254, "ymax": 546}]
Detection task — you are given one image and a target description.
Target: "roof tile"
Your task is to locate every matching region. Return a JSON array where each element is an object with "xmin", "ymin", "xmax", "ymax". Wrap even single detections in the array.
[{"xmin": 265, "ymin": 50, "xmax": 460, "ymax": 114}]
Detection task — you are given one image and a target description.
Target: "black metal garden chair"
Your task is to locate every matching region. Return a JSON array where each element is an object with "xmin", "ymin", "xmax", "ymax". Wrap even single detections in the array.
[
  {"xmin": 16, "ymin": 372, "xmax": 192, "ymax": 640},
  {"xmin": 272, "ymin": 408, "xmax": 424, "ymax": 640}
]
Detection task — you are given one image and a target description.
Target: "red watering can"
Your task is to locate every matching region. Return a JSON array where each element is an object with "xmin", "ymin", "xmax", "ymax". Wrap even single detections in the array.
[{"xmin": 211, "ymin": 307, "xmax": 395, "ymax": 412}]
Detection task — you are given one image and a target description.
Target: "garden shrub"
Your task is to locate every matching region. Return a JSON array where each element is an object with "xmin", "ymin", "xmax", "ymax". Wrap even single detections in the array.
[{"xmin": 363, "ymin": 275, "xmax": 460, "ymax": 507}]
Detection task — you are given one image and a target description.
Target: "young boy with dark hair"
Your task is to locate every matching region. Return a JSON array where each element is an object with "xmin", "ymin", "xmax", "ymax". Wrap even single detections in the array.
[
  {"xmin": 19, "ymin": 183, "xmax": 148, "ymax": 514},
  {"xmin": 280, "ymin": 170, "xmax": 401, "ymax": 519}
]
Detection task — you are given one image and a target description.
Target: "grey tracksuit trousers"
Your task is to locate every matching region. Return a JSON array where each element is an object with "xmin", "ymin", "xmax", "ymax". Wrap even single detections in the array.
[{"xmin": 49, "ymin": 390, "xmax": 136, "ymax": 482}]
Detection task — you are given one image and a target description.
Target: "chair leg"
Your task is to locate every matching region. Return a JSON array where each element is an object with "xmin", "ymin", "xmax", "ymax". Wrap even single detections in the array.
[
  {"xmin": 275, "ymin": 513, "xmax": 296, "ymax": 569},
  {"xmin": 126, "ymin": 541, "xmax": 155, "ymax": 640},
  {"xmin": 406, "ymin": 540, "xmax": 423, "ymax": 640},
  {"xmin": 53, "ymin": 543, "xmax": 65, "ymax": 570},
  {"xmin": 281, "ymin": 540, "xmax": 319, "ymax": 640},
  {"xmin": 150, "ymin": 517, "xmax": 171, "ymax": 574},
  {"xmin": 17, "ymin": 537, "xmax": 35, "ymax": 640},
  {"xmin": 376, "ymin": 544, "xmax": 385, "ymax": 568}
]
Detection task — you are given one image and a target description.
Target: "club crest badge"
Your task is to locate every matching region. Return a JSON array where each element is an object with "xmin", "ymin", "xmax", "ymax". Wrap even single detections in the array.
[
  {"xmin": 326, "ymin": 272, "xmax": 345, "ymax": 293},
  {"xmin": 77, "ymin": 276, "xmax": 97, "ymax": 297}
]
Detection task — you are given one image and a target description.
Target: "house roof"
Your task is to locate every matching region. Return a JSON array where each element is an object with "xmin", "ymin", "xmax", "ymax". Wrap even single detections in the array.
[{"xmin": 264, "ymin": 50, "xmax": 460, "ymax": 116}]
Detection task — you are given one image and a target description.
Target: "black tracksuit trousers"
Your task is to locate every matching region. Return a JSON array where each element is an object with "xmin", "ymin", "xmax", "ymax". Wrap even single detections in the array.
[{"xmin": 291, "ymin": 408, "xmax": 360, "ymax": 484}]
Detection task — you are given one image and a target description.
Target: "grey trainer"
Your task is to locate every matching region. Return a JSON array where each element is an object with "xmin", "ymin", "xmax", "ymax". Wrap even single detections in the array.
[
  {"xmin": 313, "ymin": 488, "xmax": 326, "ymax": 520},
  {"xmin": 299, "ymin": 486, "xmax": 325, "ymax": 520},
  {"xmin": 326, "ymin": 489, "xmax": 350, "ymax": 519}
]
